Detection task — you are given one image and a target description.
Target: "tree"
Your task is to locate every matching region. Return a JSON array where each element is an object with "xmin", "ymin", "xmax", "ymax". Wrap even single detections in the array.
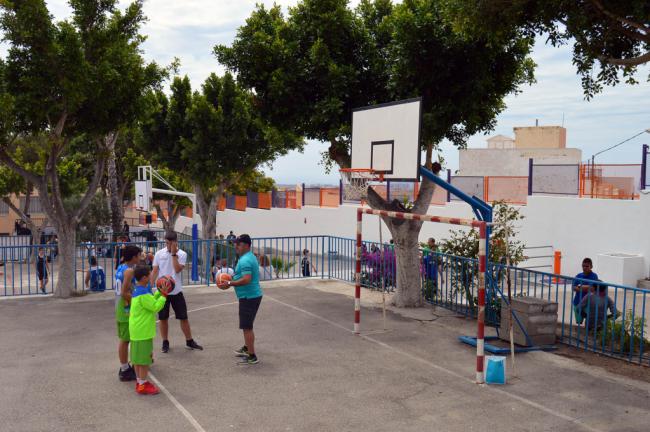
[
  {"xmin": 216, "ymin": 0, "xmax": 534, "ymax": 307},
  {"xmin": 442, "ymin": 0, "xmax": 650, "ymax": 98},
  {"xmin": 0, "ymin": 0, "xmax": 163, "ymax": 297},
  {"xmin": 227, "ymin": 170, "xmax": 276, "ymax": 196}
]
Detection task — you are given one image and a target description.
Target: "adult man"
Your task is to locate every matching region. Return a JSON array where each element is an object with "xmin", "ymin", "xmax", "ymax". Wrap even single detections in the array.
[
  {"xmin": 226, "ymin": 231, "xmax": 236, "ymax": 244},
  {"xmin": 571, "ymin": 258, "xmax": 599, "ymax": 325},
  {"xmin": 218, "ymin": 234, "xmax": 262, "ymax": 365},
  {"xmin": 152, "ymin": 231, "xmax": 202, "ymax": 353}
]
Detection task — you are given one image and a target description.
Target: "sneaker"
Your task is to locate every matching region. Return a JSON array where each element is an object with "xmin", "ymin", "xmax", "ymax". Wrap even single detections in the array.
[
  {"xmin": 161, "ymin": 340, "xmax": 169, "ymax": 353},
  {"xmin": 237, "ymin": 354, "xmax": 259, "ymax": 365},
  {"xmin": 40, "ymin": 286, "xmax": 46, "ymax": 294},
  {"xmin": 185, "ymin": 339, "xmax": 203, "ymax": 351},
  {"xmin": 118, "ymin": 365, "xmax": 136, "ymax": 382},
  {"xmin": 234, "ymin": 346, "xmax": 249, "ymax": 357},
  {"xmin": 136, "ymin": 381, "xmax": 160, "ymax": 395}
]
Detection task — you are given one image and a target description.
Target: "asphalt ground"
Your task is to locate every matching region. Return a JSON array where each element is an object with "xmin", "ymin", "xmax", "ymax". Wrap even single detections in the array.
[{"xmin": 0, "ymin": 280, "xmax": 648, "ymax": 432}]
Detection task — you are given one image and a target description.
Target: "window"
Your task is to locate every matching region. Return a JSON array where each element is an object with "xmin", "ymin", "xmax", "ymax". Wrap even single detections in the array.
[
  {"xmin": 18, "ymin": 196, "xmax": 43, "ymax": 214},
  {"xmin": 0, "ymin": 200, "xmax": 8, "ymax": 215}
]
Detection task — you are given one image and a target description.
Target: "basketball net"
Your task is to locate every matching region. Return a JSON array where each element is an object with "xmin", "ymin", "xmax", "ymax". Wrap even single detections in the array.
[{"xmin": 340, "ymin": 169, "xmax": 382, "ymax": 202}]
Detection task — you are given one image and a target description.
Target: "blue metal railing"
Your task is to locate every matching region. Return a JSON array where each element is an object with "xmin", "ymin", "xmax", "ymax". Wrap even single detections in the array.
[{"xmin": 0, "ymin": 235, "xmax": 647, "ymax": 365}]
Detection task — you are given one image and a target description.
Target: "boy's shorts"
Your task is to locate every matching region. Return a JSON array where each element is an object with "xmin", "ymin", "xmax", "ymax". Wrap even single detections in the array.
[
  {"xmin": 573, "ymin": 305, "xmax": 584, "ymax": 324},
  {"xmin": 130, "ymin": 339, "xmax": 153, "ymax": 366},
  {"xmin": 116, "ymin": 321, "xmax": 130, "ymax": 342}
]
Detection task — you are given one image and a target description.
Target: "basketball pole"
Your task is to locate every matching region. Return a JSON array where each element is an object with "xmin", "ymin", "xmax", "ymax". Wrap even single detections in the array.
[{"xmin": 378, "ymin": 215, "xmax": 387, "ymax": 331}]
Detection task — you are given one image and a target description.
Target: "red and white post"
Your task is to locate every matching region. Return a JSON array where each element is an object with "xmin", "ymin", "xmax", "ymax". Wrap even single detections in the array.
[
  {"xmin": 476, "ymin": 223, "xmax": 487, "ymax": 384},
  {"xmin": 355, "ymin": 208, "xmax": 363, "ymax": 334}
]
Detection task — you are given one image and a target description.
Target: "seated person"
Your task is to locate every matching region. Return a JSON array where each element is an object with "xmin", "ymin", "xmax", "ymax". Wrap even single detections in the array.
[
  {"xmin": 571, "ymin": 258, "xmax": 599, "ymax": 324},
  {"xmin": 578, "ymin": 282, "xmax": 620, "ymax": 330}
]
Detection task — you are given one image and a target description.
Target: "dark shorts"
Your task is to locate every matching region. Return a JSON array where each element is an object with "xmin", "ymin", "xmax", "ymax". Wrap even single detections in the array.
[
  {"xmin": 158, "ymin": 292, "xmax": 189, "ymax": 321},
  {"xmin": 239, "ymin": 296, "xmax": 262, "ymax": 330},
  {"xmin": 37, "ymin": 270, "xmax": 47, "ymax": 281}
]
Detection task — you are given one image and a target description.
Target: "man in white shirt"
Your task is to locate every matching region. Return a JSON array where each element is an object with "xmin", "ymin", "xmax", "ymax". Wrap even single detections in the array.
[{"xmin": 152, "ymin": 231, "xmax": 203, "ymax": 353}]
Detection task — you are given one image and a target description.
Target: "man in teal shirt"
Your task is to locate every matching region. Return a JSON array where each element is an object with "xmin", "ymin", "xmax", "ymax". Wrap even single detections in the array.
[{"xmin": 218, "ymin": 234, "xmax": 262, "ymax": 365}]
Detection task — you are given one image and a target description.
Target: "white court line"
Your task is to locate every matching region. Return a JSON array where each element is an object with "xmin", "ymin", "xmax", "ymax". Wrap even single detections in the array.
[
  {"xmin": 265, "ymin": 295, "xmax": 604, "ymax": 432},
  {"xmin": 149, "ymin": 372, "xmax": 207, "ymax": 432},
  {"xmin": 152, "ymin": 300, "xmax": 238, "ymax": 431}
]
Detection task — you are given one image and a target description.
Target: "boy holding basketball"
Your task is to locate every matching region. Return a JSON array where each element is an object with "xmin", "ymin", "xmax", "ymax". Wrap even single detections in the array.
[{"xmin": 129, "ymin": 265, "xmax": 169, "ymax": 395}]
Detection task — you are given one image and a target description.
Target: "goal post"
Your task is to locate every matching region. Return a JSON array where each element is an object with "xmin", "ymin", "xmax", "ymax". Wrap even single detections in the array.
[{"xmin": 355, "ymin": 207, "xmax": 490, "ymax": 384}]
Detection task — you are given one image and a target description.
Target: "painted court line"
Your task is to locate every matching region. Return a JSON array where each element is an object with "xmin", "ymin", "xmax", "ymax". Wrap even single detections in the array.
[
  {"xmin": 265, "ymin": 295, "xmax": 604, "ymax": 432},
  {"xmin": 149, "ymin": 373, "xmax": 207, "ymax": 432},
  {"xmin": 152, "ymin": 300, "xmax": 237, "ymax": 432}
]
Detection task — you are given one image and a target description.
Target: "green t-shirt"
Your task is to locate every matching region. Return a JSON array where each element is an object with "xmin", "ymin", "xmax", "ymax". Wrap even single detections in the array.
[
  {"xmin": 233, "ymin": 251, "xmax": 263, "ymax": 299},
  {"xmin": 129, "ymin": 285, "xmax": 167, "ymax": 341}
]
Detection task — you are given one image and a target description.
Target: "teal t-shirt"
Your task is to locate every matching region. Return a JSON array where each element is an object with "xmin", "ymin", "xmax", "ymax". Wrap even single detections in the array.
[{"xmin": 233, "ymin": 251, "xmax": 263, "ymax": 299}]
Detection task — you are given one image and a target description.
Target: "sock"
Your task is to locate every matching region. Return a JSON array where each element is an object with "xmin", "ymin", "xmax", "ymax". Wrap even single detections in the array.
[
  {"xmin": 120, "ymin": 363, "xmax": 130, "ymax": 371},
  {"xmin": 186, "ymin": 339, "xmax": 193, "ymax": 344},
  {"xmin": 137, "ymin": 378, "xmax": 146, "ymax": 385}
]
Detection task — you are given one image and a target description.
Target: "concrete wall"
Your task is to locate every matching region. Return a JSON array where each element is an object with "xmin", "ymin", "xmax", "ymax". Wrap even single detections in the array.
[
  {"xmin": 514, "ymin": 126, "xmax": 566, "ymax": 149},
  {"xmin": 458, "ymin": 148, "xmax": 582, "ymax": 176},
  {"xmin": 180, "ymin": 193, "xmax": 650, "ymax": 283}
]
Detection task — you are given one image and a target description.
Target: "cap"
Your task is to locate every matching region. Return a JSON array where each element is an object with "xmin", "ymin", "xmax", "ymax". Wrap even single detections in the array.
[{"xmin": 235, "ymin": 234, "xmax": 252, "ymax": 246}]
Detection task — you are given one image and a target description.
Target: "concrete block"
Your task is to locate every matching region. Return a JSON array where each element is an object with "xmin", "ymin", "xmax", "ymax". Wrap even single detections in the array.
[
  {"xmin": 597, "ymin": 253, "xmax": 645, "ymax": 287},
  {"xmin": 499, "ymin": 297, "xmax": 558, "ymax": 347}
]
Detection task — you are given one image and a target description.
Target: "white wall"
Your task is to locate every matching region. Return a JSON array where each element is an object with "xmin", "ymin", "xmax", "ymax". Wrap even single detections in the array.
[{"xmin": 179, "ymin": 193, "xmax": 650, "ymax": 283}]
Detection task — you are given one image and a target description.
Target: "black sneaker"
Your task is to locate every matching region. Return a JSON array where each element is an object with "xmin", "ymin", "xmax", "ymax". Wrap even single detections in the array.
[
  {"xmin": 186, "ymin": 339, "xmax": 203, "ymax": 351},
  {"xmin": 118, "ymin": 365, "xmax": 136, "ymax": 382},
  {"xmin": 234, "ymin": 346, "xmax": 249, "ymax": 357},
  {"xmin": 161, "ymin": 340, "xmax": 170, "ymax": 353},
  {"xmin": 237, "ymin": 354, "xmax": 259, "ymax": 365}
]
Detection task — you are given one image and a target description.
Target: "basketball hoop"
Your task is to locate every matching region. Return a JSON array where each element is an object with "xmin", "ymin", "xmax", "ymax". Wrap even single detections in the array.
[{"xmin": 340, "ymin": 168, "xmax": 384, "ymax": 202}]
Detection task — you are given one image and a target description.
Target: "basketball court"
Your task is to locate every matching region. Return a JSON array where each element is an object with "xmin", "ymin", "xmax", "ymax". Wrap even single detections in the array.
[{"xmin": 0, "ymin": 280, "xmax": 648, "ymax": 432}]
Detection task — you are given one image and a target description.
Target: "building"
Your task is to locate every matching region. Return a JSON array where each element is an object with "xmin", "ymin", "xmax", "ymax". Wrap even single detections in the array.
[{"xmin": 458, "ymin": 125, "xmax": 581, "ymax": 177}]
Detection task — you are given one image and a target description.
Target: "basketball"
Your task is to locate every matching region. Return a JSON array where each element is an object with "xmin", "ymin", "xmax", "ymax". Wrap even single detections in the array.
[
  {"xmin": 156, "ymin": 275, "xmax": 175, "ymax": 292},
  {"xmin": 216, "ymin": 272, "xmax": 232, "ymax": 285}
]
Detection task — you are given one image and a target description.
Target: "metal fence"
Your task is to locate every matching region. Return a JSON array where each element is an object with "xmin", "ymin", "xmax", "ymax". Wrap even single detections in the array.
[{"xmin": 1, "ymin": 235, "xmax": 647, "ymax": 365}]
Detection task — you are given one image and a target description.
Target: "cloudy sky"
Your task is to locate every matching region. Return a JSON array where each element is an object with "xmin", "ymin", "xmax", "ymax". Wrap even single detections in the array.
[{"xmin": 7, "ymin": 1, "xmax": 650, "ymax": 184}]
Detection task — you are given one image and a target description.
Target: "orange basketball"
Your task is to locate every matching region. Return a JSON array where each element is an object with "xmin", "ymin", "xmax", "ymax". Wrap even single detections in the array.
[
  {"xmin": 156, "ymin": 275, "xmax": 175, "ymax": 292},
  {"xmin": 216, "ymin": 272, "xmax": 232, "ymax": 285}
]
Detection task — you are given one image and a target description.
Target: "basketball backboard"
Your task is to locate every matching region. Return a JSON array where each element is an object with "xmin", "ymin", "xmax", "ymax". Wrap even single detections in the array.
[
  {"xmin": 135, "ymin": 180, "xmax": 152, "ymax": 212},
  {"xmin": 350, "ymin": 98, "xmax": 421, "ymax": 181}
]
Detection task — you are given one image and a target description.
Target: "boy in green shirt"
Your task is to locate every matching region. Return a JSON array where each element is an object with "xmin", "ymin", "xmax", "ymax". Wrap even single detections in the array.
[{"xmin": 129, "ymin": 265, "xmax": 169, "ymax": 395}]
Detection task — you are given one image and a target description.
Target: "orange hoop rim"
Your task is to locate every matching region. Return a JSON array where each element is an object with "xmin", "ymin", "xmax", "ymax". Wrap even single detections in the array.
[{"xmin": 339, "ymin": 168, "xmax": 384, "ymax": 181}]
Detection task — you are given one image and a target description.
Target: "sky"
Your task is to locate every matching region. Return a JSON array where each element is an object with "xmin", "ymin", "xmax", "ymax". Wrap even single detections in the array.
[{"xmin": 4, "ymin": 1, "xmax": 650, "ymax": 185}]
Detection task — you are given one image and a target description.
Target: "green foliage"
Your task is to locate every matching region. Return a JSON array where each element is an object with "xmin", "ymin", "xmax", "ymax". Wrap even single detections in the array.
[
  {"xmin": 69, "ymin": 192, "xmax": 110, "ymax": 242},
  {"xmin": 439, "ymin": 202, "xmax": 526, "ymax": 305},
  {"xmin": 597, "ymin": 311, "xmax": 650, "ymax": 354},
  {"xmin": 227, "ymin": 170, "xmax": 276, "ymax": 196},
  {"xmin": 216, "ymin": 0, "xmax": 535, "ymax": 168},
  {"xmin": 269, "ymin": 257, "xmax": 296, "ymax": 278},
  {"xmin": 442, "ymin": 0, "xmax": 650, "ymax": 99}
]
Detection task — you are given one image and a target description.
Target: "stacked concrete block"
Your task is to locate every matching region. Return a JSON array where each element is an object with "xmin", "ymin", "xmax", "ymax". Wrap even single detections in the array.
[{"xmin": 500, "ymin": 297, "xmax": 558, "ymax": 347}]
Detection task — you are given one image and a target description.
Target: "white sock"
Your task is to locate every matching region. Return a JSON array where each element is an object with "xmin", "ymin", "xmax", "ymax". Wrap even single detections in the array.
[
  {"xmin": 137, "ymin": 378, "xmax": 146, "ymax": 385},
  {"xmin": 120, "ymin": 363, "xmax": 130, "ymax": 371}
]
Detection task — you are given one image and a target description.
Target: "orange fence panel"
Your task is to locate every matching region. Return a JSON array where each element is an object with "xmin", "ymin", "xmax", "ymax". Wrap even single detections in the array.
[
  {"xmin": 234, "ymin": 195, "xmax": 247, "ymax": 211},
  {"xmin": 217, "ymin": 197, "xmax": 226, "ymax": 211},
  {"xmin": 258, "ymin": 192, "xmax": 272, "ymax": 209},
  {"xmin": 286, "ymin": 190, "xmax": 301, "ymax": 209},
  {"xmin": 485, "ymin": 176, "xmax": 528, "ymax": 204},
  {"xmin": 320, "ymin": 188, "xmax": 340, "ymax": 207},
  {"xmin": 580, "ymin": 164, "xmax": 640, "ymax": 200}
]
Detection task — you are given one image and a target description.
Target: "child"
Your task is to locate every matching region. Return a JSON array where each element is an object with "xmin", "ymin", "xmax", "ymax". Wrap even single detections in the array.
[
  {"xmin": 85, "ymin": 256, "xmax": 106, "ymax": 292},
  {"xmin": 36, "ymin": 248, "xmax": 49, "ymax": 294},
  {"xmin": 129, "ymin": 265, "xmax": 169, "ymax": 395},
  {"xmin": 571, "ymin": 258, "xmax": 599, "ymax": 324},
  {"xmin": 578, "ymin": 282, "xmax": 620, "ymax": 331},
  {"xmin": 301, "ymin": 249, "xmax": 317, "ymax": 277},
  {"xmin": 115, "ymin": 245, "xmax": 142, "ymax": 382}
]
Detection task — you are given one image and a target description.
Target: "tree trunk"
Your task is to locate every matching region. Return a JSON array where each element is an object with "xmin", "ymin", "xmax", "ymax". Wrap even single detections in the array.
[
  {"xmin": 328, "ymin": 138, "xmax": 351, "ymax": 169},
  {"xmin": 154, "ymin": 202, "xmax": 182, "ymax": 233},
  {"xmin": 105, "ymin": 132, "xmax": 123, "ymax": 238},
  {"xmin": 366, "ymin": 162, "xmax": 442, "ymax": 308},
  {"xmin": 54, "ymin": 224, "xmax": 77, "ymax": 298},
  {"xmin": 194, "ymin": 184, "xmax": 221, "ymax": 240}
]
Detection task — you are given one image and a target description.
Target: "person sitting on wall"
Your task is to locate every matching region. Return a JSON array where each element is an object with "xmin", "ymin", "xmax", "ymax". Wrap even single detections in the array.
[
  {"xmin": 571, "ymin": 257, "xmax": 599, "ymax": 325},
  {"xmin": 578, "ymin": 281, "xmax": 620, "ymax": 331}
]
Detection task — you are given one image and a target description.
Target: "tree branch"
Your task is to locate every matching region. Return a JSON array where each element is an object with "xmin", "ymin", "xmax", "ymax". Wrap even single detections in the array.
[
  {"xmin": 598, "ymin": 50, "xmax": 650, "ymax": 66},
  {"xmin": 72, "ymin": 154, "xmax": 107, "ymax": 222},
  {"xmin": 3, "ymin": 196, "xmax": 33, "ymax": 227},
  {"xmin": 589, "ymin": 0, "xmax": 649, "ymax": 38},
  {"xmin": 0, "ymin": 148, "xmax": 44, "ymax": 187}
]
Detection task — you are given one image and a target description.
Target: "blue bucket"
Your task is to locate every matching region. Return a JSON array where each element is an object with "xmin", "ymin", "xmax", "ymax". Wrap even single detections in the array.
[{"xmin": 485, "ymin": 356, "xmax": 506, "ymax": 385}]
